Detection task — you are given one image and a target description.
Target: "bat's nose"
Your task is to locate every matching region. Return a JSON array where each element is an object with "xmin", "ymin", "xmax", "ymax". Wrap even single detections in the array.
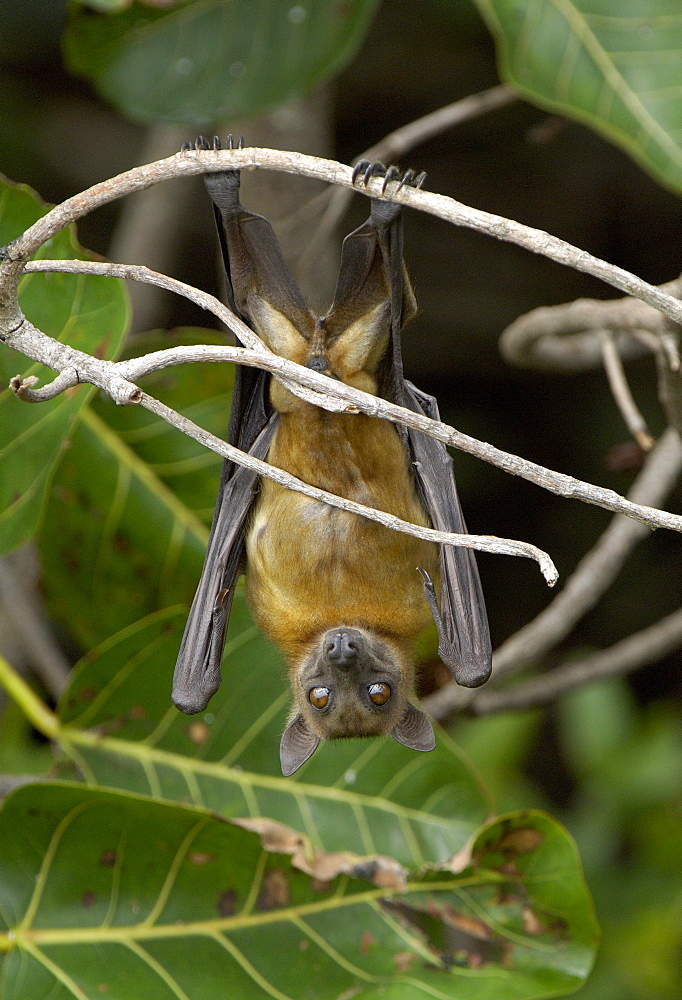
[{"xmin": 326, "ymin": 630, "xmax": 358, "ymax": 666}]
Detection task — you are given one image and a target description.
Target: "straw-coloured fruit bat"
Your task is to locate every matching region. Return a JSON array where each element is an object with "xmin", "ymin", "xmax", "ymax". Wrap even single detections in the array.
[{"xmin": 173, "ymin": 137, "xmax": 491, "ymax": 775}]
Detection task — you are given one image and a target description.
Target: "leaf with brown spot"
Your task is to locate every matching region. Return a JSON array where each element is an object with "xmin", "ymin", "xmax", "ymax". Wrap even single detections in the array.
[
  {"xmin": 233, "ymin": 817, "xmax": 408, "ymax": 890},
  {"xmin": 393, "ymin": 951, "xmax": 417, "ymax": 973},
  {"xmin": 360, "ymin": 930, "xmax": 376, "ymax": 955},
  {"xmin": 188, "ymin": 851, "xmax": 216, "ymax": 866},
  {"xmin": 258, "ymin": 868, "xmax": 290, "ymax": 910},
  {"xmin": 442, "ymin": 907, "xmax": 492, "ymax": 941},
  {"xmin": 0, "ymin": 788, "xmax": 598, "ymax": 998},
  {"xmin": 522, "ymin": 906, "xmax": 548, "ymax": 935},
  {"xmin": 497, "ymin": 827, "xmax": 544, "ymax": 853},
  {"xmin": 217, "ymin": 889, "xmax": 237, "ymax": 917},
  {"xmin": 188, "ymin": 721, "xmax": 210, "ymax": 745}
]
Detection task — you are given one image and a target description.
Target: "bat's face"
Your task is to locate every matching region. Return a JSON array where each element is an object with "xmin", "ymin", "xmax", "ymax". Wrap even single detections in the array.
[
  {"xmin": 279, "ymin": 627, "xmax": 436, "ymax": 775},
  {"xmin": 297, "ymin": 627, "xmax": 408, "ymax": 738}
]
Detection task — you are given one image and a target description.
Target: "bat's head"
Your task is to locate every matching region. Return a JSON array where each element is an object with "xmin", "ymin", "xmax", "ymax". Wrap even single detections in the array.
[{"xmin": 280, "ymin": 627, "xmax": 435, "ymax": 776}]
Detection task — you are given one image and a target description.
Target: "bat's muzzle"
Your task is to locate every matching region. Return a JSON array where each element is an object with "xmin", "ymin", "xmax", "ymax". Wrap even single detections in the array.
[{"xmin": 324, "ymin": 628, "xmax": 361, "ymax": 666}]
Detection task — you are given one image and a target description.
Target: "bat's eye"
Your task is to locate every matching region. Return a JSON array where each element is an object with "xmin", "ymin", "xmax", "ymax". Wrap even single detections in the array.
[
  {"xmin": 309, "ymin": 686, "xmax": 330, "ymax": 710},
  {"xmin": 368, "ymin": 682, "xmax": 391, "ymax": 706}
]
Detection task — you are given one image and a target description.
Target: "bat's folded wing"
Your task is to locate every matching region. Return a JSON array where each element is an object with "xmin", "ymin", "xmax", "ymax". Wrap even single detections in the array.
[
  {"xmin": 404, "ymin": 381, "xmax": 492, "ymax": 688},
  {"xmin": 172, "ymin": 415, "xmax": 277, "ymax": 714}
]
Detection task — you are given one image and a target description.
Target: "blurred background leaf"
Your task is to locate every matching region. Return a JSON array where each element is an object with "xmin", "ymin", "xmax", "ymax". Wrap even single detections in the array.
[
  {"xmin": 39, "ymin": 328, "xmax": 231, "ymax": 648},
  {"xmin": 475, "ymin": 0, "xmax": 682, "ymax": 195},
  {"xmin": 64, "ymin": 0, "xmax": 383, "ymax": 125}
]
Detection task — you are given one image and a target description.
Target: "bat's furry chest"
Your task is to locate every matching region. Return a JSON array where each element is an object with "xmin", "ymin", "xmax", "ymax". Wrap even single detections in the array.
[{"xmin": 245, "ymin": 409, "xmax": 439, "ymax": 657}]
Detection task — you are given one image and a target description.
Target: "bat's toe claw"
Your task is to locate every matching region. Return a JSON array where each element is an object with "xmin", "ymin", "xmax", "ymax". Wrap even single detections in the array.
[
  {"xmin": 352, "ymin": 159, "xmax": 371, "ymax": 185},
  {"xmin": 381, "ymin": 165, "xmax": 401, "ymax": 193},
  {"xmin": 352, "ymin": 159, "xmax": 426, "ymax": 193},
  {"xmin": 396, "ymin": 168, "xmax": 427, "ymax": 191}
]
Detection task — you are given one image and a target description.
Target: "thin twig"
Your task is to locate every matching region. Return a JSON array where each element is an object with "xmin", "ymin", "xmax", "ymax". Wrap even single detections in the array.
[
  {"xmin": 8, "ymin": 258, "xmax": 682, "ymax": 538},
  {"xmin": 471, "ymin": 606, "xmax": 682, "ymax": 715},
  {"xmin": 138, "ymin": 393, "xmax": 557, "ymax": 579},
  {"xmin": 5, "ymin": 306, "xmax": 557, "ymax": 578},
  {"xmin": 23, "ymin": 259, "xmax": 350, "ymax": 413},
  {"xmin": 600, "ymin": 332, "xmax": 654, "ymax": 451},
  {"xmin": 424, "ymin": 426, "xmax": 682, "ymax": 719}
]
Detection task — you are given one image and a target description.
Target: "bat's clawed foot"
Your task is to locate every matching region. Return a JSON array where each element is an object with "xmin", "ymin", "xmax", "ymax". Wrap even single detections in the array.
[
  {"xmin": 352, "ymin": 159, "xmax": 427, "ymax": 193},
  {"xmin": 180, "ymin": 134, "xmax": 245, "ymax": 152}
]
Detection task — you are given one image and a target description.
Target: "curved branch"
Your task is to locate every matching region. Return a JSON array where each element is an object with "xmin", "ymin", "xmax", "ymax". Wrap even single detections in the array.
[
  {"xmin": 10, "ymin": 258, "xmax": 682, "ymax": 538},
  {"xmin": 3, "ymin": 148, "xmax": 682, "ymax": 331},
  {"xmin": 600, "ymin": 332, "xmax": 654, "ymax": 450},
  {"xmin": 138, "ymin": 392, "xmax": 558, "ymax": 579},
  {"xmin": 500, "ymin": 278, "xmax": 682, "ymax": 372},
  {"xmin": 295, "ymin": 85, "xmax": 517, "ymax": 262}
]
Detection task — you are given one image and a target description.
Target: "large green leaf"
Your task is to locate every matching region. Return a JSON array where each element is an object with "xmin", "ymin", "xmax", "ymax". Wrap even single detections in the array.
[
  {"xmin": 0, "ymin": 178, "xmax": 129, "ymax": 554},
  {"xmin": 0, "ymin": 783, "xmax": 598, "ymax": 999},
  {"xmin": 475, "ymin": 0, "xmax": 682, "ymax": 194},
  {"xmin": 39, "ymin": 329, "xmax": 230, "ymax": 649},
  {"xmin": 57, "ymin": 607, "xmax": 491, "ymax": 866},
  {"xmin": 64, "ymin": 0, "xmax": 382, "ymax": 125}
]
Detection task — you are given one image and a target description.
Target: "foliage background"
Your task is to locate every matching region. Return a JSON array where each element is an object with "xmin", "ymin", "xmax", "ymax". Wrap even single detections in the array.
[{"xmin": 0, "ymin": 1, "xmax": 680, "ymax": 998}]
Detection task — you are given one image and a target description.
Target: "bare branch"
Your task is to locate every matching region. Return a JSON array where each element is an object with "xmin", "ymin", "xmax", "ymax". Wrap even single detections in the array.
[
  {"xmin": 360, "ymin": 86, "xmax": 517, "ymax": 163},
  {"xmin": 4, "ymin": 283, "xmax": 557, "ymax": 579},
  {"xmin": 424, "ymin": 426, "xmax": 682, "ymax": 719},
  {"xmin": 4, "ymin": 148, "xmax": 682, "ymax": 331},
  {"xmin": 600, "ymin": 333, "xmax": 654, "ymax": 451},
  {"xmin": 471, "ymin": 606, "xmax": 682, "ymax": 715},
  {"xmin": 9, "ymin": 258, "xmax": 682, "ymax": 538},
  {"xmin": 23, "ymin": 259, "xmax": 351, "ymax": 413},
  {"xmin": 295, "ymin": 85, "xmax": 517, "ymax": 262},
  {"xmin": 500, "ymin": 278, "xmax": 682, "ymax": 372},
  {"xmin": 137, "ymin": 390, "xmax": 558, "ymax": 581}
]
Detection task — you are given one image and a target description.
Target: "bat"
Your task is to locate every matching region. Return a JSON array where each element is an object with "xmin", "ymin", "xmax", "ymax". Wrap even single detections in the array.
[{"xmin": 173, "ymin": 137, "xmax": 492, "ymax": 775}]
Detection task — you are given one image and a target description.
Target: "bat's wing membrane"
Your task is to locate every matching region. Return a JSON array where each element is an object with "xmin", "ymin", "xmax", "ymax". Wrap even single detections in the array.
[
  {"xmin": 404, "ymin": 382, "xmax": 492, "ymax": 688},
  {"xmin": 172, "ymin": 416, "xmax": 276, "ymax": 714}
]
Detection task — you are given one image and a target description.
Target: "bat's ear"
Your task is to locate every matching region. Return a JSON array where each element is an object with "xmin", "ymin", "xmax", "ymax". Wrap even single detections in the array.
[
  {"xmin": 280, "ymin": 714, "xmax": 321, "ymax": 776},
  {"xmin": 391, "ymin": 703, "xmax": 436, "ymax": 753}
]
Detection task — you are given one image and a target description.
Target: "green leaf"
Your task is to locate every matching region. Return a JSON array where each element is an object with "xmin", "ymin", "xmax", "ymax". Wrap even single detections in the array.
[
  {"xmin": 0, "ymin": 783, "xmax": 598, "ymax": 999},
  {"xmin": 57, "ymin": 607, "xmax": 492, "ymax": 867},
  {"xmin": 475, "ymin": 0, "xmax": 682, "ymax": 194},
  {"xmin": 39, "ymin": 406, "xmax": 208, "ymax": 649},
  {"xmin": 0, "ymin": 177, "xmax": 129, "ymax": 555},
  {"xmin": 39, "ymin": 328, "xmax": 232, "ymax": 649},
  {"xmin": 64, "ymin": 0, "xmax": 382, "ymax": 125}
]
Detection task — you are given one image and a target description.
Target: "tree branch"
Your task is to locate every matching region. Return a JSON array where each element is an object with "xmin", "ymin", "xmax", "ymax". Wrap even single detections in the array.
[
  {"xmin": 499, "ymin": 277, "xmax": 682, "ymax": 372},
  {"xmin": 471, "ymin": 605, "xmax": 682, "ymax": 715},
  {"xmin": 3, "ymin": 147, "xmax": 682, "ymax": 331},
  {"xmin": 600, "ymin": 332, "xmax": 654, "ymax": 451},
  {"xmin": 7, "ymin": 259, "xmax": 682, "ymax": 538},
  {"xmin": 294, "ymin": 85, "xmax": 517, "ymax": 264}
]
